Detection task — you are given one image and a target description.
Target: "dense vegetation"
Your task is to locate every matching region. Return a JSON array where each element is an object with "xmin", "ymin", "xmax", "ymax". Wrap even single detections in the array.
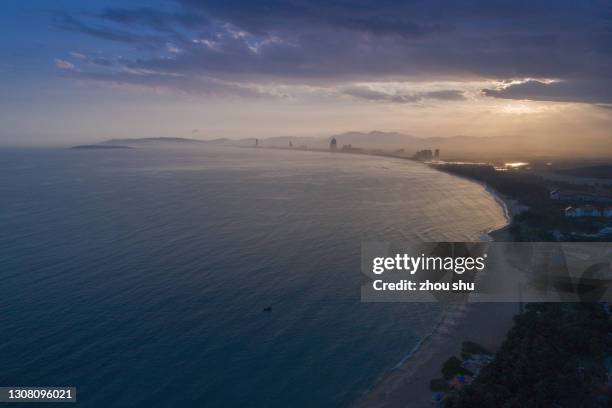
[
  {"xmin": 433, "ymin": 164, "xmax": 612, "ymax": 406},
  {"xmin": 435, "ymin": 164, "xmax": 549, "ymax": 207},
  {"xmin": 441, "ymin": 356, "xmax": 472, "ymax": 380},
  {"xmin": 446, "ymin": 303, "xmax": 612, "ymax": 407},
  {"xmin": 556, "ymin": 165, "xmax": 612, "ymax": 179},
  {"xmin": 460, "ymin": 341, "xmax": 491, "ymax": 359}
]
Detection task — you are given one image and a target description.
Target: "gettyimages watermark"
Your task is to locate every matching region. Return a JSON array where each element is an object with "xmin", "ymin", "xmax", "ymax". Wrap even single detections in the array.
[{"xmin": 361, "ymin": 242, "xmax": 612, "ymax": 303}]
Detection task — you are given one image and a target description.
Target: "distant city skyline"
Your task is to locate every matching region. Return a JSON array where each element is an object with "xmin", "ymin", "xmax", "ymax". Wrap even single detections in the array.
[{"xmin": 3, "ymin": 1, "xmax": 612, "ymax": 147}]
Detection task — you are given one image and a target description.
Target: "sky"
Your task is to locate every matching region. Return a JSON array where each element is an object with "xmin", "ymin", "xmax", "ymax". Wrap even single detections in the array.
[{"xmin": 2, "ymin": 0, "xmax": 612, "ymax": 146}]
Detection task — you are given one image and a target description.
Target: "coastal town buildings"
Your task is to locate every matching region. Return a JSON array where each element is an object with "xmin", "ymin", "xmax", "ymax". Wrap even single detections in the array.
[
  {"xmin": 413, "ymin": 149, "xmax": 434, "ymax": 161},
  {"xmin": 599, "ymin": 226, "xmax": 612, "ymax": 236},
  {"xmin": 449, "ymin": 374, "xmax": 473, "ymax": 391},
  {"xmin": 565, "ymin": 205, "xmax": 612, "ymax": 218},
  {"xmin": 565, "ymin": 205, "xmax": 603, "ymax": 217},
  {"xmin": 329, "ymin": 137, "xmax": 337, "ymax": 150}
]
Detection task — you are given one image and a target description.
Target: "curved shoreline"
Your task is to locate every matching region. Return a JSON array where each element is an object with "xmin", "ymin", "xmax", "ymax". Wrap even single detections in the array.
[
  {"xmin": 249, "ymin": 146, "xmax": 517, "ymax": 408},
  {"xmin": 484, "ymin": 186, "xmax": 512, "ymax": 226},
  {"xmin": 346, "ymin": 160, "xmax": 517, "ymax": 407},
  {"xmin": 355, "ymin": 181, "xmax": 512, "ymax": 404},
  {"xmin": 352, "ymin": 181, "xmax": 518, "ymax": 407}
]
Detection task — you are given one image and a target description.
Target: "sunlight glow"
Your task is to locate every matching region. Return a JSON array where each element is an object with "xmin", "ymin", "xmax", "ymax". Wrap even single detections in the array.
[{"xmin": 501, "ymin": 103, "xmax": 543, "ymax": 115}]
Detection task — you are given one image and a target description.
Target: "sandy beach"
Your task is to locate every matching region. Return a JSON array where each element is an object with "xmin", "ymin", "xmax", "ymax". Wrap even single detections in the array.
[
  {"xmin": 353, "ymin": 303, "xmax": 519, "ymax": 408},
  {"xmin": 354, "ymin": 190, "xmax": 523, "ymax": 408}
]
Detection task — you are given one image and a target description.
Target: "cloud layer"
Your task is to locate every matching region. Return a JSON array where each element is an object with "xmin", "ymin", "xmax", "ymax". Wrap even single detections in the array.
[{"xmin": 53, "ymin": 0, "xmax": 612, "ymax": 104}]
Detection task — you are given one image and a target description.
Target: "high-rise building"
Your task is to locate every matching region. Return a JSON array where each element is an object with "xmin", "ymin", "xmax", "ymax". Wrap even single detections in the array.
[{"xmin": 329, "ymin": 138, "xmax": 337, "ymax": 150}]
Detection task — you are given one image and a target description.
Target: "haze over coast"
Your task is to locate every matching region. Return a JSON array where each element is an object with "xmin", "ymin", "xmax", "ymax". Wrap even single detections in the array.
[{"xmin": 87, "ymin": 131, "xmax": 612, "ymax": 160}]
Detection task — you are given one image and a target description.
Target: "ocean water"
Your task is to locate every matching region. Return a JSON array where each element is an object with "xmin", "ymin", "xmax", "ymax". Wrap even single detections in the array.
[{"xmin": 0, "ymin": 146, "xmax": 507, "ymax": 407}]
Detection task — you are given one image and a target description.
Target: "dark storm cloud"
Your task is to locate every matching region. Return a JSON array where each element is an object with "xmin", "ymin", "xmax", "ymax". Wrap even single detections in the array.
[
  {"xmin": 178, "ymin": 0, "xmax": 450, "ymax": 37},
  {"xmin": 55, "ymin": 0, "xmax": 612, "ymax": 104},
  {"xmin": 483, "ymin": 79, "xmax": 612, "ymax": 104}
]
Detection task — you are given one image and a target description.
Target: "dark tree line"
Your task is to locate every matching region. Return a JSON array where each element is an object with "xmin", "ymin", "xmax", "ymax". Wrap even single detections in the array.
[{"xmin": 446, "ymin": 303, "xmax": 612, "ymax": 407}]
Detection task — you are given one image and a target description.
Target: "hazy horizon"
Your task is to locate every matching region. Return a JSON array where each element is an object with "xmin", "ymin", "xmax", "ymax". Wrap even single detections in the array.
[{"xmin": 2, "ymin": 1, "xmax": 612, "ymax": 155}]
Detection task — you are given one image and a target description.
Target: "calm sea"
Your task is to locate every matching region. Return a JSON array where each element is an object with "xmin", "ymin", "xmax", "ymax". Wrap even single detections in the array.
[{"xmin": 0, "ymin": 146, "xmax": 506, "ymax": 407}]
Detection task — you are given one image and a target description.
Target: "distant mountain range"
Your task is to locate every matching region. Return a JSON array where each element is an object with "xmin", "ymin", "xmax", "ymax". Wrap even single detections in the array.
[
  {"xmin": 257, "ymin": 131, "xmax": 612, "ymax": 158},
  {"xmin": 322, "ymin": 131, "xmax": 612, "ymax": 159},
  {"xmin": 72, "ymin": 144, "xmax": 133, "ymax": 149},
  {"xmin": 87, "ymin": 131, "xmax": 612, "ymax": 159},
  {"xmin": 100, "ymin": 137, "xmax": 230, "ymax": 145}
]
